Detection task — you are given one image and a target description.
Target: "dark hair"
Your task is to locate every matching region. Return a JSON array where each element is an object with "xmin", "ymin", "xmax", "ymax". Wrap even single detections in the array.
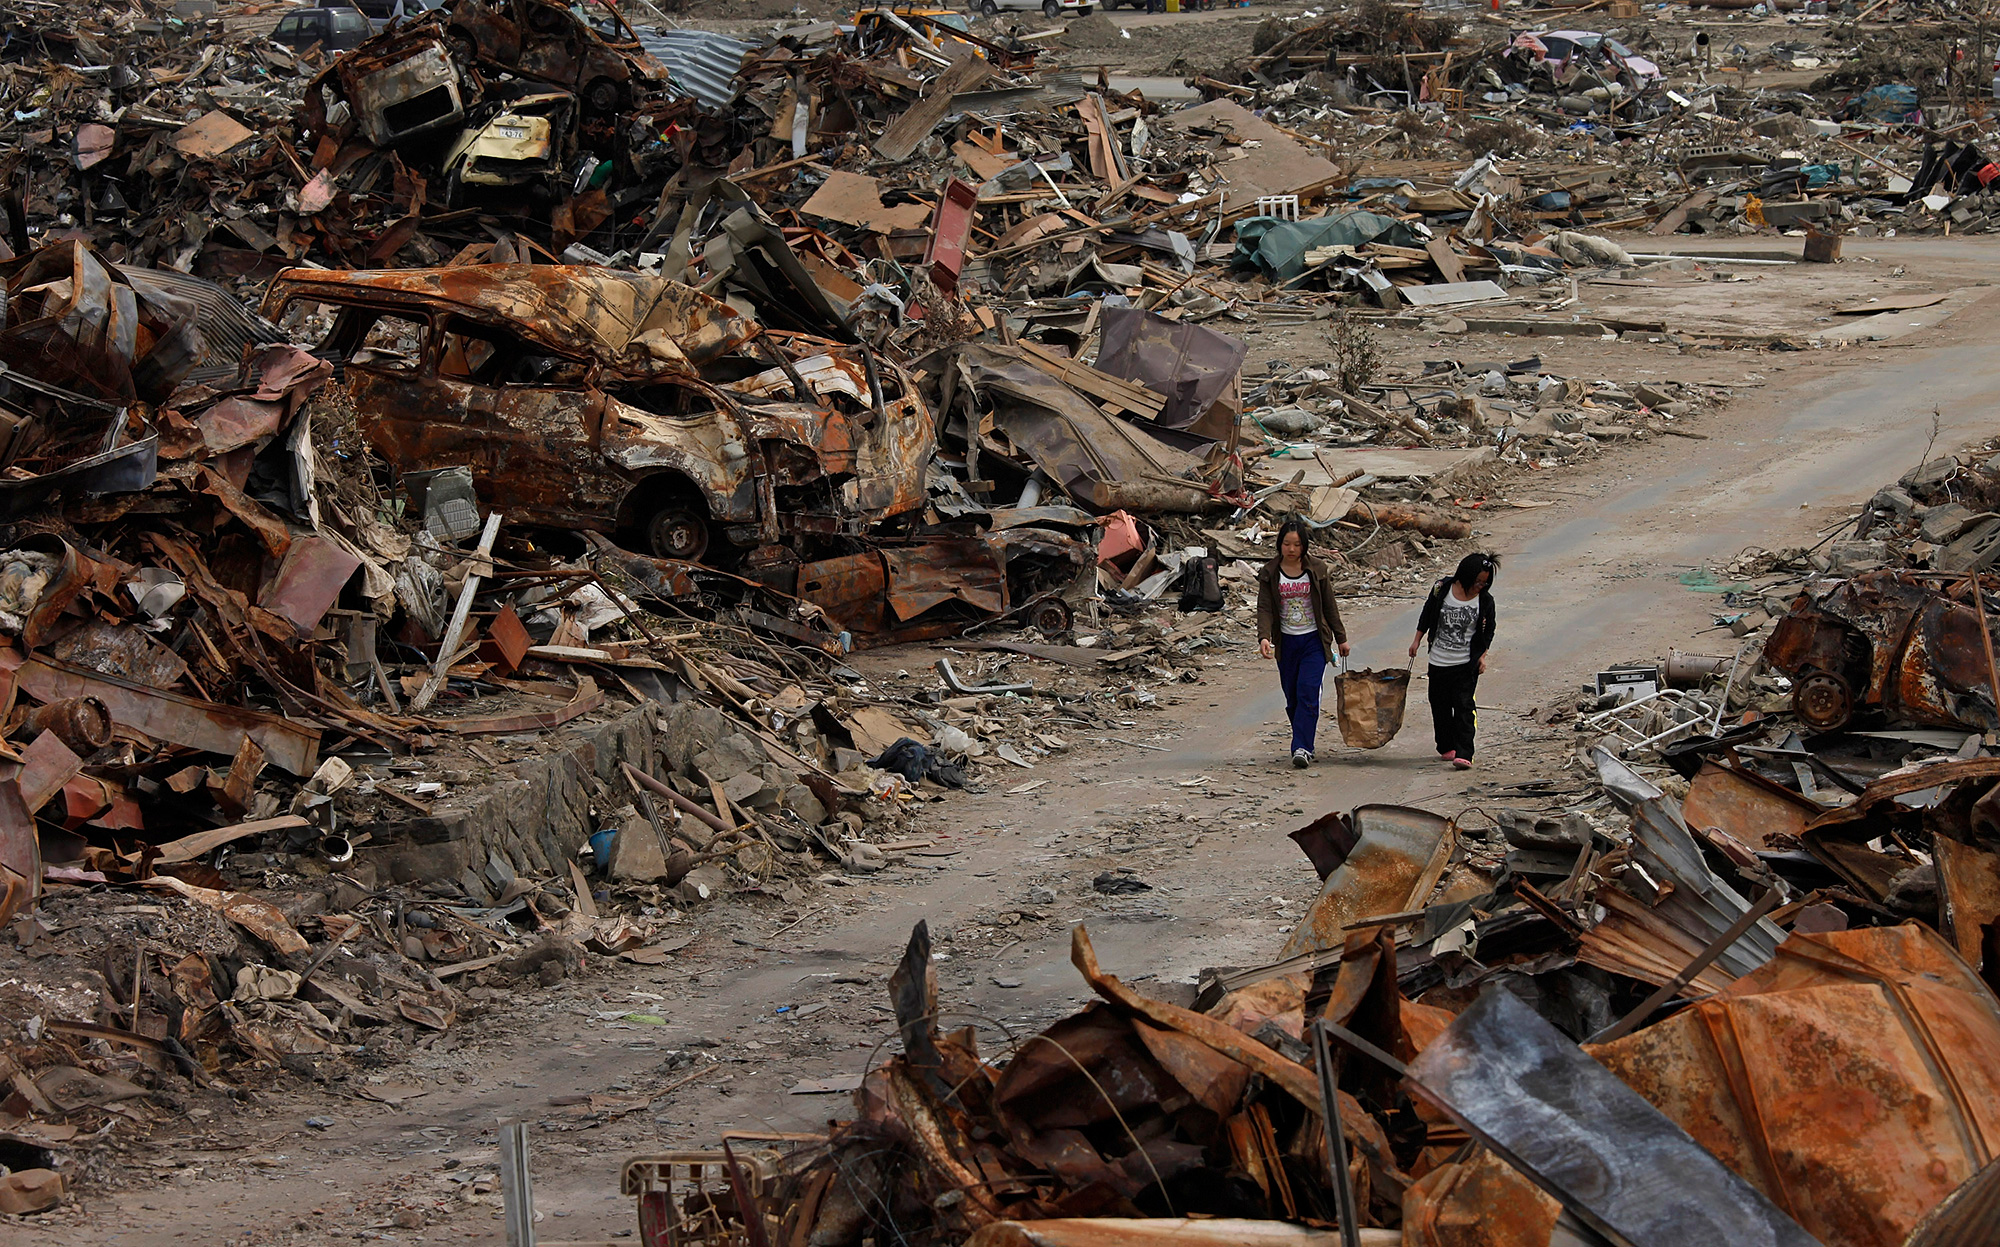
[
  {"xmin": 1274, "ymin": 518, "xmax": 1311, "ymax": 563},
  {"xmin": 1453, "ymin": 552, "xmax": 1499, "ymax": 591}
]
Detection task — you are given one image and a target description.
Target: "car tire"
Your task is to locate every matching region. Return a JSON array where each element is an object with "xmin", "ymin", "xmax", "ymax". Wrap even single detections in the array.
[
  {"xmin": 980, "ymin": 0, "xmax": 998, "ymax": 13},
  {"xmin": 1043, "ymin": 0, "xmax": 1061, "ymax": 16},
  {"xmin": 582, "ymin": 76, "xmax": 621, "ymax": 114},
  {"xmin": 646, "ymin": 505, "xmax": 711, "ymax": 563}
]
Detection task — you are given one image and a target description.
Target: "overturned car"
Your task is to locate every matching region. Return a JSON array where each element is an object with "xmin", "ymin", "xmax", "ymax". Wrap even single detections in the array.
[{"xmin": 261, "ymin": 265, "xmax": 934, "ymax": 563}]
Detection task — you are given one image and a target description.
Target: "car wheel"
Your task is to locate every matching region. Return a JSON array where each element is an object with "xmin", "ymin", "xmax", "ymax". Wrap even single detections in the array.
[
  {"xmin": 1043, "ymin": 0, "xmax": 1061, "ymax": 15},
  {"xmin": 647, "ymin": 505, "xmax": 710, "ymax": 563},
  {"xmin": 582, "ymin": 76, "xmax": 621, "ymax": 114},
  {"xmin": 980, "ymin": 0, "xmax": 997, "ymax": 14}
]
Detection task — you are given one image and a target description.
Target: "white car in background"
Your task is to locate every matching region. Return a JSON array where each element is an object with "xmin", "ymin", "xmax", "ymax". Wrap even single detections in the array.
[{"xmin": 973, "ymin": 0, "xmax": 1093, "ymax": 19}]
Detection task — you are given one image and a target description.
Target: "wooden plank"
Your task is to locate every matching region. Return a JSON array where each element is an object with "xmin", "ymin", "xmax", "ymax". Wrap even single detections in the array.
[
  {"xmin": 1650, "ymin": 189, "xmax": 1714, "ymax": 237},
  {"xmin": 1015, "ymin": 340, "xmax": 1166, "ymax": 419},
  {"xmin": 153, "ymin": 816, "xmax": 312, "ymax": 864},
  {"xmin": 410, "ymin": 513, "xmax": 502, "ymax": 713},
  {"xmin": 1425, "ymin": 238, "xmax": 1466, "ymax": 283},
  {"xmin": 875, "ymin": 54, "xmax": 990, "ymax": 162}
]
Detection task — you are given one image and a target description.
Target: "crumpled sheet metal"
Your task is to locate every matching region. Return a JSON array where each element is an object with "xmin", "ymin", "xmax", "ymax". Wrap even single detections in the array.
[
  {"xmin": 1401, "ymin": 1147, "xmax": 1560, "ymax": 1247},
  {"xmin": 1590, "ymin": 925, "xmax": 2000, "ymax": 1247},
  {"xmin": 797, "ymin": 539, "xmax": 1006, "ymax": 638},
  {"xmin": 956, "ymin": 344, "xmax": 1216, "ymax": 515},
  {"xmin": 1578, "ymin": 793, "xmax": 1787, "ymax": 989},
  {"xmin": 1903, "ymin": 1153, "xmax": 2000, "ymax": 1247},
  {"xmin": 1406, "ymin": 986, "xmax": 1822, "ymax": 1247},
  {"xmin": 1682, "ymin": 758, "xmax": 1823, "ymax": 849},
  {"xmin": 1095, "ymin": 308, "xmax": 1247, "ymax": 434},
  {"xmin": 263, "ymin": 265, "xmax": 761, "ymax": 380},
  {"xmin": 1765, "ymin": 572, "xmax": 2000, "ymax": 733},
  {"xmin": 1281, "ymin": 804, "xmax": 1454, "ymax": 956},
  {"xmin": 963, "ymin": 1220, "xmax": 1400, "ymax": 1247}
]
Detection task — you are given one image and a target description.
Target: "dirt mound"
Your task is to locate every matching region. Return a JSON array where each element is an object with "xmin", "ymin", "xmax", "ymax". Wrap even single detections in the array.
[{"xmin": 1058, "ymin": 12, "xmax": 1128, "ymax": 50}]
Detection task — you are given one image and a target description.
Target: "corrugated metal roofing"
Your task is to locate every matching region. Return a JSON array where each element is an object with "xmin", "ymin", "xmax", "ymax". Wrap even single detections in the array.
[
  {"xmin": 637, "ymin": 30, "xmax": 757, "ymax": 110},
  {"xmin": 115, "ymin": 265, "xmax": 288, "ymax": 385}
]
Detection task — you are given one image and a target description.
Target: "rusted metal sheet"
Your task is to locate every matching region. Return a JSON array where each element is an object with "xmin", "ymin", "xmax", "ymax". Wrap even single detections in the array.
[
  {"xmin": 11, "ymin": 657, "xmax": 320, "ymax": 776},
  {"xmin": 1401, "ymin": 1148, "xmax": 1560, "ymax": 1247},
  {"xmin": 963, "ymin": 1220, "xmax": 1400, "ymax": 1247},
  {"xmin": 1904, "ymin": 1153, "xmax": 2000, "ymax": 1247},
  {"xmin": 1766, "ymin": 572, "xmax": 2000, "ymax": 733},
  {"xmin": 1806, "ymin": 757, "xmax": 2000, "ymax": 835},
  {"xmin": 258, "ymin": 537, "xmax": 364, "ymax": 639},
  {"xmin": 0, "ymin": 777, "xmax": 37, "ymax": 926},
  {"xmin": 1591, "ymin": 925, "xmax": 2000, "ymax": 1247},
  {"xmin": 1682, "ymin": 759, "xmax": 1823, "ymax": 849},
  {"xmin": 1407, "ymin": 987, "xmax": 1822, "ymax": 1247},
  {"xmin": 1935, "ymin": 835, "xmax": 2000, "ymax": 970},
  {"xmin": 1282, "ymin": 805, "xmax": 1455, "ymax": 957}
]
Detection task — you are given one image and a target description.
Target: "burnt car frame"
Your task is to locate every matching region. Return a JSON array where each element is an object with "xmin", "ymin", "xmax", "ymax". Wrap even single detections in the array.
[
  {"xmin": 1764, "ymin": 570, "xmax": 2000, "ymax": 734},
  {"xmin": 260, "ymin": 265, "xmax": 933, "ymax": 563},
  {"xmin": 442, "ymin": 0, "xmax": 666, "ymax": 113}
]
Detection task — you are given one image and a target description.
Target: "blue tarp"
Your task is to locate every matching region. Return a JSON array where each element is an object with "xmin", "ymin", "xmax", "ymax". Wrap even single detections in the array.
[{"xmin": 1232, "ymin": 209, "xmax": 1419, "ymax": 282}]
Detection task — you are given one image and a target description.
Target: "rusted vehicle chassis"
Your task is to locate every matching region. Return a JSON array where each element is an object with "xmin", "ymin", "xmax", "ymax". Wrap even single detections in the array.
[{"xmin": 261, "ymin": 265, "xmax": 933, "ymax": 562}]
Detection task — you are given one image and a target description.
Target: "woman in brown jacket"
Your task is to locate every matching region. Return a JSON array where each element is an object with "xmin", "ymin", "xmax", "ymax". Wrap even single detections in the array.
[{"xmin": 1256, "ymin": 518, "xmax": 1350, "ymax": 767}]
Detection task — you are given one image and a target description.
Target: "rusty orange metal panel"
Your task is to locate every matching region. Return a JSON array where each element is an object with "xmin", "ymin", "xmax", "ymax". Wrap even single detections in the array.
[
  {"xmin": 1281, "ymin": 805, "xmax": 1455, "ymax": 956},
  {"xmin": 1681, "ymin": 759, "xmax": 1823, "ymax": 849},
  {"xmin": 1591, "ymin": 925, "xmax": 2000, "ymax": 1247}
]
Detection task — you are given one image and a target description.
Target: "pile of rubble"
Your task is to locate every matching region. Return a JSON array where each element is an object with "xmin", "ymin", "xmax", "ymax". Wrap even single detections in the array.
[
  {"xmin": 598, "ymin": 430, "xmax": 2000, "ymax": 1247},
  {"xmin": 5, "ymin": 0, "xmax": 2000, "ymax": 1225}
]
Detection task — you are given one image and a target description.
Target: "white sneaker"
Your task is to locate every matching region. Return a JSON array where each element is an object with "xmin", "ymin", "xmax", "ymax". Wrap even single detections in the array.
[{"xmin": 1292, "ymin": 749, "xmax": 1311, "ymax": 768}]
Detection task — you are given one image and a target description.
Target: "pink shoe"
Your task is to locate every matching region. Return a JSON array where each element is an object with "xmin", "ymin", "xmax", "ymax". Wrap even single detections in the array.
[
  {"xmin": 1451, "ymin": 757, "xmax": 1473, "ymax": 770},
  {"xmin": 1439, "ymin": 751, "xmax": 1456, "ymax": 762}
]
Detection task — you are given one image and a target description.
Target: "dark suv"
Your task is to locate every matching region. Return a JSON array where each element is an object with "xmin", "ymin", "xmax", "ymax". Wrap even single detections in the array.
[{"xmin": 269, "ymin": 6, "xmax": 373, "ymax": 52}]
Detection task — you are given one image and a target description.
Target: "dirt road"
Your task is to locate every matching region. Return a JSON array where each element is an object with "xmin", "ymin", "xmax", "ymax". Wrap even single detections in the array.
[{"xmin": 66, "ymin": 246, "xmax": 2000, "ymax": 1245}]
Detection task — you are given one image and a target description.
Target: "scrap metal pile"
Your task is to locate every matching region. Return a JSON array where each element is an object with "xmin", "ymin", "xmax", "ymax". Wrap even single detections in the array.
[{"xmin": 631, "ymin": 762, "xmax": 2000, "ymax": 1247}]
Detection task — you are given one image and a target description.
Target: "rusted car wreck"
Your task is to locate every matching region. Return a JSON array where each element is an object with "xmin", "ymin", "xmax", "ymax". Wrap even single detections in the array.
[
  {"xmin": 1765, "ymin": 569, "xmax": 2000, "ymax": 732},
  {"xmin": 262, "ymin": 264, "xmax": 933, "ymax": 563}
]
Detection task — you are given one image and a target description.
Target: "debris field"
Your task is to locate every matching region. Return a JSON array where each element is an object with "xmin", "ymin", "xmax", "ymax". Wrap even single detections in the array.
[{"xmin": 3, "ymin": 0, "xmax": 2000, "ymax": 1244}]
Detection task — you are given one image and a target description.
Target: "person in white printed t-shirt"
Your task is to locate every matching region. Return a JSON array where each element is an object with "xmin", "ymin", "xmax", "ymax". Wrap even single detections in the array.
[
  {"xmin": 1408, "ymin": 553, "xmax": 1498, "ymax": 770},
  {"xmin": 1255, "ymin": 518, "xmax": 1350, "ymax": 768}
]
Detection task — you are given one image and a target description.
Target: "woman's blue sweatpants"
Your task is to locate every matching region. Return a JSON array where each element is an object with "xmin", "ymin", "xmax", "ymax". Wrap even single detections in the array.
[{"xmin": 1277, "ymin": 632, "xmax": 1326, "ymax": 754}]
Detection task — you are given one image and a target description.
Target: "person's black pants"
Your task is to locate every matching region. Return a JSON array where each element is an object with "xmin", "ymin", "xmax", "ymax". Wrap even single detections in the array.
[{"xmin": 1428, "ymin": 661, "xmax": 1478, "ymax": 759}]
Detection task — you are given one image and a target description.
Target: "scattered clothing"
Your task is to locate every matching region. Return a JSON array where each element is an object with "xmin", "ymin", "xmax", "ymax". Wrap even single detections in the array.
[{"xmin": 868, "ymin": 738, "xmax": 967, "ymax": 789}]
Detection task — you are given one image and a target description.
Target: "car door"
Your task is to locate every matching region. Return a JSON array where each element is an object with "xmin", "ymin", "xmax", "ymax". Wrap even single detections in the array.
[
  {"xmin": 426, "ymin": 316, "xmax": 622, "ymax": 528},
  {"xmin": 271, "ymin": 13, "xmax": 303, "ymax": 46}
]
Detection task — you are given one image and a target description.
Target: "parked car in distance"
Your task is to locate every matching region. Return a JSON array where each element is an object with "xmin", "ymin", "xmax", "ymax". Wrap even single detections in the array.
[
  {"xmin": 268, "ymin": 6, "xmax": 374, "ymax": 52},
  {"xmin": 350, "ymin": 0, "xmax": 447, "ymax": 30},
  {"xmin": 971, "ymin": 0, "xmax": 1091, "ymax": 19}
]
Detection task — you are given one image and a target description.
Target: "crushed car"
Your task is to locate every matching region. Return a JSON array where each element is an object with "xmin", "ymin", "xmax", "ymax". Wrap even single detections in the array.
[
  {"xmin": 440, "ymin": 0, "xmax": 668, "ymax": 113},
  {"xmin": 261, "ymin": 265, "xmax": 935, "ymax": 564}
]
